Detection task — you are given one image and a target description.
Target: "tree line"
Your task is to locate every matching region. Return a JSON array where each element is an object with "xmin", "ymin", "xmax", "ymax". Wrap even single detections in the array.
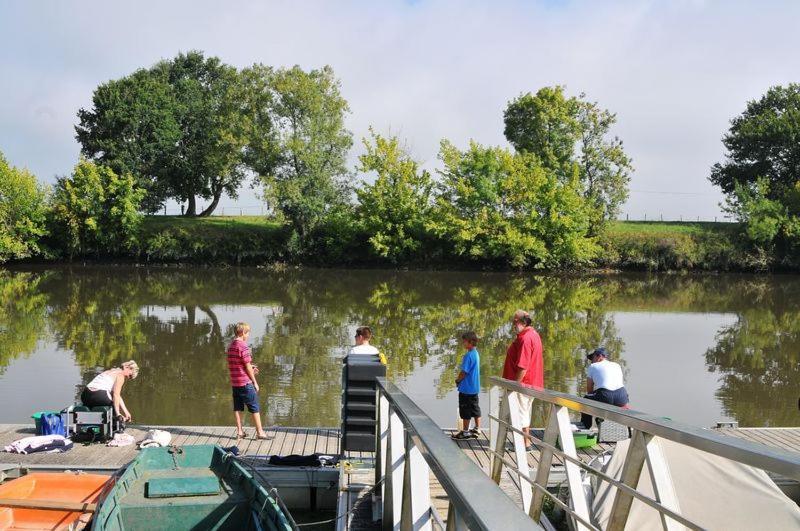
[{"xmin": 0, "ymin": 50, "xmax": 797, "ymax": 268}]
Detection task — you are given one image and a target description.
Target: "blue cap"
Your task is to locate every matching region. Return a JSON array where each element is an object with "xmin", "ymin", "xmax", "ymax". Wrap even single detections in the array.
[{"xmin": 587, "ymin": 347, "xmax": 609, "ymax": 360}]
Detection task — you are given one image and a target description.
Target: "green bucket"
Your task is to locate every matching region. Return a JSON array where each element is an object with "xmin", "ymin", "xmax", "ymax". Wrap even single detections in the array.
[
  {"xmin": 31, "ymin": 411, "xmax": 61, "ymax": 435},
  {"xmin": 556, "ymin": 431, "xmax": 598, "ymax": 450}
]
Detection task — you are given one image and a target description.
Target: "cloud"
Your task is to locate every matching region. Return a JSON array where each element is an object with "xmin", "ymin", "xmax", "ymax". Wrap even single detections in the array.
[{"xmin": 1, "ymin": 0, "xmax": 798, "ymax": 218}]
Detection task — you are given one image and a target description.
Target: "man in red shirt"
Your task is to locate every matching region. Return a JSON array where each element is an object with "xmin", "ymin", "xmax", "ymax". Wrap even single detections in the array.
[{"xmin": 502, "ymin": 310, "xmax": 544, "ymax": 447}]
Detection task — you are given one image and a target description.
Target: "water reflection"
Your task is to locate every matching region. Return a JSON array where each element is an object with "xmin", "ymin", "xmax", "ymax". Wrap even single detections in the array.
[{"xmin": 0, "ymin": 267, "xmax": 797, "ymax": 428}]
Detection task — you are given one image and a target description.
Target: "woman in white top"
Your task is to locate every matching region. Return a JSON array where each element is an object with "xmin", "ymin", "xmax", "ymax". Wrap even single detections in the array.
[{"xmin": 80, "ymin": 360, "xmax": 139, "ymax": 422}]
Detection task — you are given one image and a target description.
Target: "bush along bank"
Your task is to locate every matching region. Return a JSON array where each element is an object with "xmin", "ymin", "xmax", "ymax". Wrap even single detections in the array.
[{"xmin": 130, "ymin": 217, "xmax": 783, "ymax": 272}]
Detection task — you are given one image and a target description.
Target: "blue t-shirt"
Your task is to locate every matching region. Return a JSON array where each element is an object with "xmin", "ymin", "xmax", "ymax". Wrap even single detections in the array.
[{"xmin": 457, "ymin": 348, "xmax": 480, "ymax": 395}]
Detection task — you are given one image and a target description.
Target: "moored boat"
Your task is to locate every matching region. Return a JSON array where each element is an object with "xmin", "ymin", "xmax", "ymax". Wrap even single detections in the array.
[
  {"xmin": 0, "ymin": 472, "xmax": 110, "ymax": 530},
  {"xmin": 91, "ymin": 445, "xmax": 296, "ymax": 531}
]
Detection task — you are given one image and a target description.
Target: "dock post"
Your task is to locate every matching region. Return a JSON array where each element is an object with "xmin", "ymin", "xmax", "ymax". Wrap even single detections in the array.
[
  {"xmin": 383, "ymin": 407, "xmax": 405, "ymax": 531},
  {"xmin": 490, "ymin": 391, "xmax": 510, "ymax": 484},
  {"xmin": 489, "ymin": 386, "xmax": 500, "ymax": 462},
  {"xmin": 376, "ymin": 393, "xmax": 390, "ymax": 501},
  {"xmin": 506, "ymin": 392, "xmax": 533, "ymax": 512},
  {"xmin": 607, "ymin": 430, "xmax": 651, "ymax": 531},
  {"xmin": 401, "ymin": 432, "xmax": 432, "ymax": 531},
  {"xmin": 530, "ymin": 404, "xmax": 559, "ymax": 521}
]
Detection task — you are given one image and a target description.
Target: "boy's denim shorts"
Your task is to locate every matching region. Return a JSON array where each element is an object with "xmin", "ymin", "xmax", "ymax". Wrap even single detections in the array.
[{"xmin": 232, "ymin": 383, "xmax": 260, "ymax": 413}]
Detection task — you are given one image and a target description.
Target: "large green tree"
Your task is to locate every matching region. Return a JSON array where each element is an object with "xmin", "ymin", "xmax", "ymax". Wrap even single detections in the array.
[
  {"xmin": 712, "ymin": 85, "xmax": 800, "ymax": 258},
  {"xmin": 356, "ymin": 129, "xmax": 433, "ymax": 262},
  {"xmin": 76, "ymin": 51, "xmax": 249, "ymax": 216},
  {"xmin": 710, "ymin": 84, "xmax": 800, "ymax": 202},
  {"xmin": 504, "ymin": 86, "xmax": 632, "ymax": 223},
  {"xmin": 50, "ymin": 159, "xmax": 145, "ymax": 257},
  {"xmin": 249, "ymin": 65, "xmax": 352, "ymax": 246},
  {"xmin": 428, "ymin": 140, "xmax": 598, "ymax": 268},
  {"xmin": 0, "ymin": 151, "xmax": 49, "ymax": 262}
]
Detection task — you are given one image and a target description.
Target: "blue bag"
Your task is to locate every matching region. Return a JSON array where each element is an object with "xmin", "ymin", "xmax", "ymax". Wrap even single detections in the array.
[{"xmin": 40, "ymin": 412, "xmax": 66, "ymax": 437}]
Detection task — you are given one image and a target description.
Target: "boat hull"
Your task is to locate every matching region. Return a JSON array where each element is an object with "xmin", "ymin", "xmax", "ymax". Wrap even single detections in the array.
[
  {"xmin": 91, "ymin": 444, "xmax": 294, "ymax": 531},
  {"xmin": 0, "ymin": 472, "xmax": 110, "ymax": 530}
]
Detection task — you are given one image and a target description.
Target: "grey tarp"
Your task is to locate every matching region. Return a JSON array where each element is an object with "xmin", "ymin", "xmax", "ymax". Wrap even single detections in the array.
[{"xmin": 590, "ymin": 437, "xmax": 800, "ymax": 530}]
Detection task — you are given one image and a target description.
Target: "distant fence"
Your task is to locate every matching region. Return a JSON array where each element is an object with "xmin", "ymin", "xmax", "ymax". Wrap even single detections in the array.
[
  {"xmin": 153, "ymin": 205, "xmax": 270, "ymax": 216},
  {"xmin": 151, "ymin": 205, "xmax": 731, "ymax": 223},
  {"xmin": 619, "ymin": 214, "xmax": 733, "ymax": 223}
]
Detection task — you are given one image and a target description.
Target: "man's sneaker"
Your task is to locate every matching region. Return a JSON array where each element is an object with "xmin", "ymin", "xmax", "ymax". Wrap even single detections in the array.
[
  {"xmin": 451, "ymin": 431, "xmax": 471, "ymax": 440},
  {"xmin": 469, "ymin": 428, "xmax": 480, "ymax": 438}
]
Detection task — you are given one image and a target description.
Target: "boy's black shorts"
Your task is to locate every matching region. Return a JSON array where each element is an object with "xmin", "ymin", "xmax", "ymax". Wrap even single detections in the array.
[{"xmin": 458, "ymin": 392, "xmax": 481, "ymax": 420}]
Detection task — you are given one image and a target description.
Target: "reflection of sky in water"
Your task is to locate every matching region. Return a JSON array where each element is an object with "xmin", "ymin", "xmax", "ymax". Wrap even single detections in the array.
[
  {"xmin": 0, "ymin": 268, "xmax": 797, "ymax": 429},
  {"xmin": 398, "ymin": 312, "xmax": 738, "ymax": 428}
]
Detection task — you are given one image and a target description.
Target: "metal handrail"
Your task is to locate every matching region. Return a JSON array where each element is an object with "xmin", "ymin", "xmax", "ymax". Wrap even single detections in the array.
[
  {"xmin": 487, "ymin": 414, "xmax": 703, "ymax": 530},
  {"xmin": 490, "ymin": 376, "xmax": 800, "ymax": 481},
  {"xmin": 376, "ymin": 377, "xmax": 541, "ymax": 530}
]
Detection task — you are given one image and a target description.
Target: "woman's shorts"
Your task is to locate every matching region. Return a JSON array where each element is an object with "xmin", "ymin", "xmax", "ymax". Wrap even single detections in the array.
[
  {"xmin": 458, "ymin": 393, "xmax": 481, "ymax": 419},
  {"xmin": 81, "ymin": 388, "xmax": 113, "ymax": 408},
  {"xmin": 232, "ymin": 384, "xmax": 260, "ymax": 413}
]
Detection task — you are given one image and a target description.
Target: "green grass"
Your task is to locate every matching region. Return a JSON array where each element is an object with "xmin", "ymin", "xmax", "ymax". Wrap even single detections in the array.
[
  {"xmin": 143, "ymin": 215, "xmax": 282, "ymax": 232},
  {"xmin": 139, "ymin": 216, "xmax": 287, "ymax": 264},
  {"xmin": 607, "ymin": 220, "xmax": 739, "ymax": 236}
]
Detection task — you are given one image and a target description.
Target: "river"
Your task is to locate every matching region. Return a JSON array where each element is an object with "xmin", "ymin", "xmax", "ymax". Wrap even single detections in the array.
[{"xmin": 0, "ymin": 266, "xmax": 797, "ymax": 429}]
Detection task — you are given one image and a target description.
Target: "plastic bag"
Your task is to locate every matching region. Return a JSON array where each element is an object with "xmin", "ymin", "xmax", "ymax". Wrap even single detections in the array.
[{"xmin": 40, "ymin": 413, "xmax": 66, "ymax": 437}]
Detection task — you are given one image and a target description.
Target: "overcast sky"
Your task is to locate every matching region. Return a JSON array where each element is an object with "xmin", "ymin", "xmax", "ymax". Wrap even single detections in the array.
[{"xmin": 2, "ymin": 0, "xmax": 799, "ymax": 219}]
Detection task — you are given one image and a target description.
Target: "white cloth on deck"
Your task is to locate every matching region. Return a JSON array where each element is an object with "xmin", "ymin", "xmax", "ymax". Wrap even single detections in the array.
[
  {"xmin": 139, "ymin": 429, "xmax": 172, "ymax": 448},
  {"xmin": 3, "ymin": 434, "xmax": 73, "ymax": 454},
  {"xmin": 107, "ymin": 432, "xmax": 136, "ymax": 447}
]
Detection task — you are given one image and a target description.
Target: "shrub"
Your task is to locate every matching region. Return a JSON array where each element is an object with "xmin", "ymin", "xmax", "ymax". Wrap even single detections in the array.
[
  {"xmin": 0, "ymin": 152, "xmax": 49, "ymax": 262},
  {"xmin": 49, "ymin": 160, "xmax": 145, "ymax": 257}
]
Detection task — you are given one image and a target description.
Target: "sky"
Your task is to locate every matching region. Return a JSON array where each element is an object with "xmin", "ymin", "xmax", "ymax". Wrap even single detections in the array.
[{"xmin": 1, "ymin": 0, "xmax": 799, "ymax": 220}]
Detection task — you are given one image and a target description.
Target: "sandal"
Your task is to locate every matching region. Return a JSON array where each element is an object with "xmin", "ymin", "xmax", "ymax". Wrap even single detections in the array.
[
  {"xmin": 236, "ymin": 430, "xmax": 247, "ymax": 439},
  {"xmin": 255, "ymin": 433, "xmax": 274, "ymax": 440}
]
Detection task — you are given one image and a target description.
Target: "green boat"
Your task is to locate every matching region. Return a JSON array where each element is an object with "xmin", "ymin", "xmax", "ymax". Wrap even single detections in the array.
[{"xmin": 91, "ymin": 445, "xmax": 297, "ymax": 531}]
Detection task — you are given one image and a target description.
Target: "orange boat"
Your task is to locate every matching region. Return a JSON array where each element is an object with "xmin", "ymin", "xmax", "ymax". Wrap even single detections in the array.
[{"xmin": 0, "ymin": 472, "xmax": 111, "ymax": 530}]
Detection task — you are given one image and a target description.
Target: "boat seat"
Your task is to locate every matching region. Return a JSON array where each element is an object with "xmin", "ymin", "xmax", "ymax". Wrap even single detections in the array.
[{"xmin": 146, "ymin": 477, "xmax": 221, "ymax": 499}]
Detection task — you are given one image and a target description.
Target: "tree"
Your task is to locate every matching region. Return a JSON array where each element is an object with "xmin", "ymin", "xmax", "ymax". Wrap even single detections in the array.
[
  {"xmin": 252, "ymin": 65, "xmax": 352, "ymax": 246},
  {"xmin": 50, "ymin": 159, "xmax": 145, "ymax": 257},
  {"xmin": 710, "ymin": 84, "xmax": 800, "ymax": 203},
  {"xmin": 76, "ymin": 51, "xmax": 249, "ymax": 216},
  {"xmin": 356, "ymin": 130, "xmax": 433, "ymax": 261},
  {"xmin": 0, "ymin": 152, "xmax": 49, "ymax": 262},
  {"xmin": 428, "ymin": 140, "xmax": 598, "ymax": 268},
  {"xmin": 504, "ymin": 86, "xmax": 632, "ymax": 222}
]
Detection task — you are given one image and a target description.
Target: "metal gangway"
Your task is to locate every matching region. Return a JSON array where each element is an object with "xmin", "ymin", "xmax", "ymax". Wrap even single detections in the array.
[{"xmin": 371, "ymin": 376, "xmax": 800, "ymax": 530}]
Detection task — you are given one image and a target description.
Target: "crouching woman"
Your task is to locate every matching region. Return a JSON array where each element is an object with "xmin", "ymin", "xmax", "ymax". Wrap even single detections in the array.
[{"xmin": 80, "ymin": 360, "xmax": 139, "ymax": 422}]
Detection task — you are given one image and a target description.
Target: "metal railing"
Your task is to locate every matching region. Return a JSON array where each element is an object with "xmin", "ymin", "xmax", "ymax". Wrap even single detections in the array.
[
  {"xmin": 375, "ymin": 377, "xmax": 541, "ymax": 531},
  {"xmin": 488, "ymin": 376, "xmax": 800, "ymax": 531}
]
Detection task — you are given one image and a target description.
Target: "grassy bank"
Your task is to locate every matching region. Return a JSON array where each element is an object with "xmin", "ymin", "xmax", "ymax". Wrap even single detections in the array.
[
  {"xmin": 136, "ymin": 216, "xmax": 759, "ymax": 271},
  {"xmin": 597, "ymin": 221, "xmax": 748, "ymax": 271},
  {"xmin": 141, "ymin": 216, "xmax": 288, "ymax": 264}
]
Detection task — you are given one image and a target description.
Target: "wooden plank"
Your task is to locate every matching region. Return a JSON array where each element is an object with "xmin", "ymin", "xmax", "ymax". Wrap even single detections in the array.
[
  {"xmin": 748, "ymin": 428, "xmax": 800, "ymax": 452},
  {"xmin": 0, "ymin": 497, "xmax": 97, "ymax": 512}
]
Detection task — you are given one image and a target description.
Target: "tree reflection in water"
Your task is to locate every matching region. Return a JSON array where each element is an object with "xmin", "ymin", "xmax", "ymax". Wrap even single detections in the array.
[{"xmin": 0, "ymin": 266, "xmax": 797, "ymax": 427}]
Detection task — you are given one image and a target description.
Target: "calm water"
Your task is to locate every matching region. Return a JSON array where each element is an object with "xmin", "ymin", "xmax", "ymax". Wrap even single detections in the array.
[{"xmin": 0, "ymin": 266, "xmax": 798, "ymax": 429}]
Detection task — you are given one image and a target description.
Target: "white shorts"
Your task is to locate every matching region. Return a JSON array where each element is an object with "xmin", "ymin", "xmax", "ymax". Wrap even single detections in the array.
[{"xmin": 508, "ymin": 392, "xmax": 533, "ymax": 429}]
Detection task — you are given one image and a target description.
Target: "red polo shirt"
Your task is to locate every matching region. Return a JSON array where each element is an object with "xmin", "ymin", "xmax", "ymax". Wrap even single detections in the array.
[{"xmin": 502, "ymin": 327, "xmax": 543, "ymax": 388}]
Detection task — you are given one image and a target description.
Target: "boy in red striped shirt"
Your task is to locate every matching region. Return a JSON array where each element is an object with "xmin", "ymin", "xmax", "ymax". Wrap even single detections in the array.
[{"xmin": 227, "ymin": 322, "xmax": 271, "ymax": 440}]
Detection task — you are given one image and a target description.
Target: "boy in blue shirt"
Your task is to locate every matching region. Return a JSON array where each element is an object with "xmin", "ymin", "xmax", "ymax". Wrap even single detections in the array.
[{"xmin": 452, "ymin": 331, "xmax": 481, "ymax": 440}]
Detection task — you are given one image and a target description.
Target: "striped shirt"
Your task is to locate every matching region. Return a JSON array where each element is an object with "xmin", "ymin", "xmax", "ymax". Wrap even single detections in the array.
[{"xmin": 227, "ymin": 339, "xmax": 252, "ymax": 387}]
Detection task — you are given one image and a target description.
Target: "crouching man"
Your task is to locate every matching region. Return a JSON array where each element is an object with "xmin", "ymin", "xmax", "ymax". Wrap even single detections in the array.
[{"xmin": 581, "ymin": 347, "xmax": 629, "ymax": 429}]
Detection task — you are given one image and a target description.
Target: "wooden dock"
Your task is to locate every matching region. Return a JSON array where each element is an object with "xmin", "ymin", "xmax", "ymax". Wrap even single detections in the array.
[
  {"xmin": 0, "ymin": 423, "xmax": 618, "ymax": 527},
  {"xmin": 2, "ymin": 423, "xmax": 797, "ymax": 527}
]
